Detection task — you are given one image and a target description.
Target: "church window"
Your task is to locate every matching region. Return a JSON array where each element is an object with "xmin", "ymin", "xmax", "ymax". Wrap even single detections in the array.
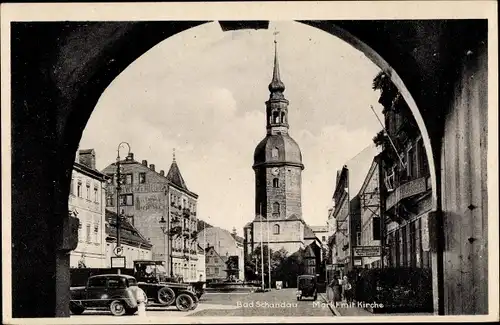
[
  {"xmin": 272, "ymin": 147, "xmax": 279, "ymax": 158},
  {"xmin": 273, "ymin": 224, "xmax": 280, "ymax": 235},
  {"xmin": 273, "ymin": 111, "xmax": 280, "ymax": 124},
  {"xmin": 273, "ymin": 202, "xmax": 280, "ymax": 215},
  {"xmin": 273, "ymin": 178, "xmax": 279, "ymax": 188},
  {"xmin": 281, "ymin": 112, "xmax": 285, "ymax": 123}
]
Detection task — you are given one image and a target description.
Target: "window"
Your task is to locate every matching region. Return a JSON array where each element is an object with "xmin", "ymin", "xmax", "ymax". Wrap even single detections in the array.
[
  {"xmin": 214, "ymin": 267, "xmax": 219, "ymax": 274},
  {"xmin": 373, "ymin": 217, "xmax": 381, "ymax": 240},
  {"xmin": 107, "ymin": 174, "xmax": 115, "ymax": 185},
  {"xmin": 94, "ymin": 223, "xmax": 99, "ymax": 242},
  {"xmin": 86, "ymin": 184, "xmax": 90, "ymax": 200},
  {"xmin": 322, "ymin": 236, "xmax": 326, "ymax": 243},
  {"xmin": 273, "ymin": 224, "xmax": 280, "ymax": 235},
  {"xmin": 70, "ymin": 178, "xmax": 74, "ymax": 195},
  {"xmin": 106, "ymin": 195, "xmax": 114, "ymax": 207},
  {"xmin": 78, "ymin": 219, "xmax": 82, "ymax": 242},
  {"xmin": 273, "ymin": 178, "xmax": 279, "ymax": 188},
  {"xmin": 77, "ymin": 181, "xmax": 82, "ymax": 197},
  {"xmin": 108, "ymin": 278, "xmax": 127, "ymax": 289},
  {"xmin": 94, "ymin": 187, "xmax": 98, "ymax": 203},
  {"xmin": 272, "ymin": 202, "xmax": 280, "ymax": 217},
  {"xmin": 88, "ymin": 277, "xmax": 106, "ymax": 288},
  {"xmin": 272, "ymin": 147, "xmax": 279, "ymax": 158},
  {"xmin": 124, "ymin": 174, "xmax": 133, "ymax": 185},
  {"xmin": 86, "ymin": 224, "xmax": 91, "ymax": 243},
  {"xmin": 139, "ymin": 172, "xmax": 146, "ymax": 184},
  {"xmin": 120, "ymin": 194, "xmax": 133, "ymax": 206},
  {"xmin": 356, "ymin": 231, "xmax": 361, "ymax": 246}
]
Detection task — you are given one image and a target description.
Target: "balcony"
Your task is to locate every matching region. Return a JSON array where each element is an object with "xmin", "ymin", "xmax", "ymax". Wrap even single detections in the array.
[
  {"xmin": 182, "ymin": 208, "xmax": 191, "ymax": 217},
  {"xmin": 386, "ymin": 176, "xmax": 430, "ymax": 211}
]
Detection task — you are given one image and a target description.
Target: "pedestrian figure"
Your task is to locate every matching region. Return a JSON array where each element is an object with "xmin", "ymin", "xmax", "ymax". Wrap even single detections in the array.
[
  {"xmin": 343, "ymin": 276, "xmax": 353, "ymax": 303},
  {"xmin": 329, "ymin": 274, "xmax": 342, "ymax": 304}
]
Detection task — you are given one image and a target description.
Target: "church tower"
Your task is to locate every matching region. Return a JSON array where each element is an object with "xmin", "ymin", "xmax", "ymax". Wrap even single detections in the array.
[{"xmin": 249, "ymin": 39, "xmax": 305, "ymax": 254}]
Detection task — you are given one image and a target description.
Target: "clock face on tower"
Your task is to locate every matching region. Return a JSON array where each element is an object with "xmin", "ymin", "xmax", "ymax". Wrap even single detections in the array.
[{"xmin": 271, "ymin": 167, "xmax": 280, "ymax": 176}]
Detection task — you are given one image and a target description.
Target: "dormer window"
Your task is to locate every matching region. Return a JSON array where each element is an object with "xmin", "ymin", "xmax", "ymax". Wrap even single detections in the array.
[{"xmin": 272, "ymin": 147, "xmax": 279, "ymax": 158}]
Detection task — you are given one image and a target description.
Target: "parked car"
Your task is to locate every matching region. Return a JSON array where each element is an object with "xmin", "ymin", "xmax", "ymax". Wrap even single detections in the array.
[
  {"xmin": 296, "ymin": 275, "xmax": 318, "ymax": 301},
  {"xmin": 133, "ymin": 260, "xmax": 199, "ymax": 311},
  {"xmin": 70, "ymin": 274, "xmax": 143, "ymax": 316}
]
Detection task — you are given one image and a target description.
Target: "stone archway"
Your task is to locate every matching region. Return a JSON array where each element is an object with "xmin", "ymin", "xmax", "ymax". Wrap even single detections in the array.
[{"xmin": 9, "ymin": 20, "xmax": 487, "ymax": 317}]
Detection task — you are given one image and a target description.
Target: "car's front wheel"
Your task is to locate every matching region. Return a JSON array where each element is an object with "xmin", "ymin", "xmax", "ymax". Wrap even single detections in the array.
[
  {"xmin": 157, "ymin": 287, "xmax": 176, "ymax": 306},
  {"xmin": 110, "ymin": 300, "xmax": 127, "ymax": 316},
  {"xmin": 175, "ymin": 293, "xmax": 194, "ymax": 311}
]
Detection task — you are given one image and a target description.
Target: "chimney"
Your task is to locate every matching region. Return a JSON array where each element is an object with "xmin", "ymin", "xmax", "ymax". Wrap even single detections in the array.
[
  {"xmin": 126, "ymin": 152, "xmax": 134, "ymax": 161},
  {"xmin": 160, "ymin": 170, "xmax": 165, "ymax": 176},
  {"xmin": 150, "ymin": 164, "xmax": 155, "ymax": 171},
  {"xmin": 78, "ymin": 149, "xmax": 96, "ymax": 170},
  {"xmin": 142, "ymin": 160, "xmax": 147, "ymax": 166}
]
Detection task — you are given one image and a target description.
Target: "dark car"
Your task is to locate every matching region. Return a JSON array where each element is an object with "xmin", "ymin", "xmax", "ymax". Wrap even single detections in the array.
[
  {"xmin": 133, "ymin": 260, "xmax": 198, "ymax": 311},
  {"xmin": 70, "ymin": 274, "xmax": 143, "ymax": 316},
  {"xmin": 296, "ymin": 275, "xmax": 318, "ymax": 301}
]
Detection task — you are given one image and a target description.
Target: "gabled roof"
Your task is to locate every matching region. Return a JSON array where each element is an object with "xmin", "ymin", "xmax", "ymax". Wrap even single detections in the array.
[
  {"xmin": 166, "ymin": 160, "xmax": 188, "ymax": 191},
  {"xmin": 287, "ymin": 214, "xmax": 301, "ymax": 221},
  {"xmin": 105, "ymin": 209, "xmax": 152, "ymax": 248}
]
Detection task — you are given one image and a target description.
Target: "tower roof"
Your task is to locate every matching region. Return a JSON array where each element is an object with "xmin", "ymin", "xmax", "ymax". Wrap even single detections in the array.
[
  {"xmin": 166, "ymin": 149, "xmax": 189, "ymax": 191},
  {"xmin": 268, "ymin": 39, "xmax": 286, "ymax": 95}
]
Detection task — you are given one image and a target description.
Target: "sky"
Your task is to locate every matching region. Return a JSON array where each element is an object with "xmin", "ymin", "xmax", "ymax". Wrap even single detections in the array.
[{"xmin": 79, "ymin": 21, "xmax": 384, "ymax": 236}]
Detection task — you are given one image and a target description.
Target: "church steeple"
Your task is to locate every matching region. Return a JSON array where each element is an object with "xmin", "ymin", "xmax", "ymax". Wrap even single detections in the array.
[
  {"xmin": 266, "ymin": 36, "xmax": 290, "ymax": 135},
  {"xmin": 268, "ymin": 39, "xmax": 286, "ymax": 96}
]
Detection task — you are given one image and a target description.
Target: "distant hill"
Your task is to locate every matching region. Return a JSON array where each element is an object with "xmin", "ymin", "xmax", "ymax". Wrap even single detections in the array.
[{"xmin": 197, "ymin": 219, "xmax": 214, "ymax": 232}]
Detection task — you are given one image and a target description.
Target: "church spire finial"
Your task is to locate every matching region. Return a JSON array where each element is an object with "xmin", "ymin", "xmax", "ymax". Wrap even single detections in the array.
[
  {"xmin": 172, "ymin": 148, "xmax": 176, "ymax": 162},
  {"xmin": 268, "ymin": 31, "xmax": 285, "ymax": 94}
]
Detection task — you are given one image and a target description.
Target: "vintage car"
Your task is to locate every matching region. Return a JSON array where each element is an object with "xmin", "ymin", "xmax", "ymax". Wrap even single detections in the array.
[
  {"xmin": 133, "ymin": 260, "xmax": 199, "ymax": 311},
  {"xmin": 296, "ymin": 275, "xmax": 318, "ymax": 301},
  {"xmin": 70, "ymin": 274, "xmax": 144, "ymax": 316}
]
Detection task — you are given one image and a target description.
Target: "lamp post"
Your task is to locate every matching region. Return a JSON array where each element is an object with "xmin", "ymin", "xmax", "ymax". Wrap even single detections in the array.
[{"xmin": 115, "ymin": 142, "xmax": 131, "ymax": 275}]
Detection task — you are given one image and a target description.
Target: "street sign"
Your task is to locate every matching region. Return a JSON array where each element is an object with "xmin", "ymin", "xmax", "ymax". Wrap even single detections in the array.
[
  {"xmin": 353, "ymin": 246, "xmax": 381, "ymax": 257},
  {"xmin": 113, "ymin": 246, "xmax": 123, "ymax": 256},
  {"xmin": 111, "ymin": 256, "xmax": 126, "ymax": 268}
]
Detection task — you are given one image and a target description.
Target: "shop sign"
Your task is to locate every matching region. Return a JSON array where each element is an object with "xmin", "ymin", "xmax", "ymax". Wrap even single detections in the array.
[{"xmin": 353, "ymin": 246, "xmax": 381, "ymax": 257}]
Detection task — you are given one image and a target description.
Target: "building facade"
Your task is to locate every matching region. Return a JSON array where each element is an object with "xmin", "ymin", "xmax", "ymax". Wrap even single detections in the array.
[
  {"xmin": 245, "ymin": 40, "xmax": 317, "ymax": 262},
  {"xmin": 195, "ymin": 244, "xmax": 206, "ymax": 282},
  {"xmin": 101, "ymin": 151, "xmax": 199, "ymax": 281},
  {"xmin": 198, "ymin": 226, "xmax": 245, "ymax": 281},
  {"xmin": 327, "ymin": 167, "xmax": 362, "ymax": 274},
  {"xmin": 373, "ymin": 72, "xmax": 433, "ymax": 269},
  {"xmin": 205, "ymin": 246, "xmax": 228, "ymax": 283},
  {"xmin": 104, "ymin": 209, "xmax": 153, "ymax": 268},
  {"xmin": 69, "ymin": 149, "xmax": 108, "ymax": 268},
  {"xmin": 357, "ymin": 156, "xmax": 383, "ymax": 268}
]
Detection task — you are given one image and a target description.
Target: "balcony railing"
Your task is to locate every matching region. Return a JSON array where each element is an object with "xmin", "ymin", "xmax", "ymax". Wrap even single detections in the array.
[{"xmin": 386, "ymin": 176, "xmax": 431, "ymax": 210}]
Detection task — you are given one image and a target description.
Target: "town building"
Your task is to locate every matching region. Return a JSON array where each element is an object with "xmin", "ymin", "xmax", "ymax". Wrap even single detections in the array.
[
  {"xmin": 327, "ymin": 166, "xmax": 362, "ymax": 274},
  {"xmin": 101, "ymin": 151, "xmax": 199, "ymax": 281},
  {"xmin": 104, "ymin": 209, "xmax": 153, "ymax": 268},
  {"xmin": 310, "ymin": 225, "xmax": 329, "ymax": 249},
  {"xmin": 205, "ymin": 245, "xmax": 228, "ymax": 283},
  {"xmin": 198, "ymin": 226, "xmax": 245, "ymax": 281},
  {"xmin": 69, "ymin": 149, "xmax": 108, "ymax": 268},
  {"xmin": 357, "ymin": 155, "xmax": 383, "ymax": 268},
  {"xmin": 373, "ymin": 72, "xmax": 433, "ymax": 269},
  {"xmin": 195, "ymin": 244, "xmax": 206, "ymax": 282},
  {"xmin": 244, "ymin": 40, "xmax": 321, "ymax": 270}
]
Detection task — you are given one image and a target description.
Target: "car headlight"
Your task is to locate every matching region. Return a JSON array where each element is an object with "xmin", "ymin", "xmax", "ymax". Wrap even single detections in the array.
[
  {"xmin": 297, "ymin": 290, "xmax": 302, "ymax": 295},
  {"xmin": 187, "ymin": 286, "xmax": 194, "ymax": 292}
]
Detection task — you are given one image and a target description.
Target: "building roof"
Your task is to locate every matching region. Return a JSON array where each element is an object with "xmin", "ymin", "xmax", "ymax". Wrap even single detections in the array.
[
  {"xmin": 231, "ymin": 233, "xmax": 244, "ymax": 244},
  {"xmin": 303, "ymin": 224, "xmax": 317, "ymax": 239},
  {"xmin": 105, "ymin": 209, "xmax": 152, "ymax": 248},
  {"xmin": 166, "ymin": 150, "xmax": 189, "ymax": 191},
  {"xmin": 253, "ymin": 134, "xmax": 303, "ymax": 168}
]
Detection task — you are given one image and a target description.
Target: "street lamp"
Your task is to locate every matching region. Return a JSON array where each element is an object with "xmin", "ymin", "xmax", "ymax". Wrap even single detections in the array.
[
  {"xmin": 159, "ymin": 216, "xmax": 173, "ymax": 277},
  {"xmin": 115, "ymin": 141, "xmax": 131, "ymax": 274}
]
